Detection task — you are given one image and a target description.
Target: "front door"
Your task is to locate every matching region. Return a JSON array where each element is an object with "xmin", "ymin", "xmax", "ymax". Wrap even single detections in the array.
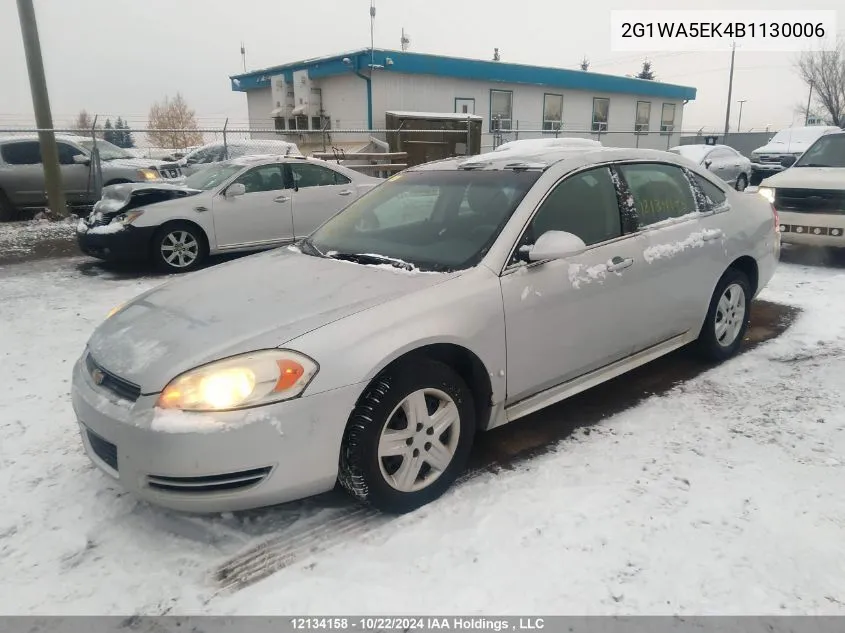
[
  {"xmin": 501, "ymin": 165, "xmax": 653, "ymax": 404},
  {"xmin": 212, "ymin": 164, "xmax": 294, "ymax": 248},
  {"xmin": 0, "ymin": 141, "xmax": 46, "ymax": 207},
  {"xmin": 287, "ymin": 162, "xmax": 356, "ymax": 238},
  {"xmin": 56, "ymin": 141, "xmax": 92, "ymax": 205}
]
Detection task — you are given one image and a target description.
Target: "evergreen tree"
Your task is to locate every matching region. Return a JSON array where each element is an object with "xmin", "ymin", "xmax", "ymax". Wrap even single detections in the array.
[
  {"xmin": 103, "ymin": 118, "xmax": 117, "ymax": 145},
  {"xmin": 636, "ymin": 59, "xmax": 655, "ymax": 80},
  {"xmin": 115, "ymin": 117, "xmax": 135, "ymax": 148}
]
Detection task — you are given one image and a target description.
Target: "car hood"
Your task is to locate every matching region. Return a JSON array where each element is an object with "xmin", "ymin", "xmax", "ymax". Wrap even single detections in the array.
[
  {"xmin": 103, "ymin": 157, "xmax": 173, "ymax": 169},
  {"xmin": 752, "ymin": 141, "xmax": 814, "ymax": 155},
  {"xmin": 86, "ymin": 248, "xmax": 458, "ymax": 393},
  {"xmin": 761, "ymin": 167, "xmax": 845, "ymax": 189},
  {"xmin": 92, "ymin": 182, "xmax": 203, "ymax": 216}
]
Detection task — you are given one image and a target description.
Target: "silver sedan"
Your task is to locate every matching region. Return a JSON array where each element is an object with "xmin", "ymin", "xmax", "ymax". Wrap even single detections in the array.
[
  {"xmin": 669, "ymin": 144, "xmax": 752, "ymax": 192},
  {"xmin": 71, "ymin": 144, "xmax": 780, "ymax": 514}
]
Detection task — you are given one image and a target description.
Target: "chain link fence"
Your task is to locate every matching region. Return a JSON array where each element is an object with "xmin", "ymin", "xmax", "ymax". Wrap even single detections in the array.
[{"xmin": 0, "ymin": 123, "xmax": 684, "ymax": 219}]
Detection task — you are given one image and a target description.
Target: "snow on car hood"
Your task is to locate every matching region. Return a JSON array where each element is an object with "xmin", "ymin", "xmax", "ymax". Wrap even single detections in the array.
[
  {"xmin": 92, "ymin": 182, "xmax": 203, "ymax": 216},
  {"xmin": 761, "ymin": 167, "xmax": 845, "ymax": 189},
  {"xmin": 103, "ymin": 157, "xmax": 174, "ymax": 169},
  {"xmin": 86, "ymin": 248, "xmax": 457, "ymax": 392}
]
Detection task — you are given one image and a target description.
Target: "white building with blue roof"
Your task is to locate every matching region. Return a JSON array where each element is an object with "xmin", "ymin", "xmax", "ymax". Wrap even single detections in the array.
[{"xmin": 229, "ymin": 48, "xmax": 697, "ymax": 151}]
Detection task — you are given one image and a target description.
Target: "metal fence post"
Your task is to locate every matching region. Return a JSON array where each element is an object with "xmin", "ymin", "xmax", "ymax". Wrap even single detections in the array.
[
  {"xmin": 466, "ymin": 115, "xmax": 471, "ymax": 156},
  {"xmin": 322, "ymin": 119, "xmax": 330, "ymax": 153},
  {"xmin": 222, "ymin": 118, "xmax": 229, "ymax": 159},
  {"xmin": 515, "ymin": 120, "xmax": 519, "ymax": 141},
  {"xmin": 90, "ymin": 115, "xmax": 102, "ymax": 203}
]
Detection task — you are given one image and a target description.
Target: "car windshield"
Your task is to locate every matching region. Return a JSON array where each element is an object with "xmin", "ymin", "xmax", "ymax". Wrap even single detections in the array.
[
  {"xmin": 77, "ymin": 139, "xmax": 134, "ymax": 161},
  {"xmin": 302, "ymin": 169, "xmax": 541, "ymax": 272},
  {"xmin": 669, "ymin": 145, "xmax": 712, "ymax": 163},
  {"xmin": 184, "ymin": 162, "xmax": 243, "ymax": 190},
  {"xmin": 793, "ymin": 134, "xmax": 845, "ymax": 168}
]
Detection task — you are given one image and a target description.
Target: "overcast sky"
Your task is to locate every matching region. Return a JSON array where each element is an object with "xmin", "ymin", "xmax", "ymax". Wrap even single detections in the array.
[{"xmin": 0, "ymin": 0, "xmax": 840, "ymax": 132}]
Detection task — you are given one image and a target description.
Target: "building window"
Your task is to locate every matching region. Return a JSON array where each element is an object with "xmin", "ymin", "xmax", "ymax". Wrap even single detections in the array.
[
  {"xmin": 592, "ymin": 97, "xmax": 609, "ymax": 132},
  {"xmin": 455, "ymin": 98, "xmax": 475, "ymax": 115},
  {"xmin": 287, "ymin": 117, "xmax": 297, "ymax": 131},
  {"xmin": 311, "ymin": 116, "xmax": 323, "ymax": 130},
  {"xmin": 274, "ymin": 117, "xmax": 286, "ymax": 131},
  {"xmin": 661, "ymin": 103, "xmax": 676, "ymax": 134},
  {"xmin": 543, "ymin": 93, "xmax": 563, "ymax": 132},
  {"xmin": 490, "ymin": 89, "xmax": 512, "ymax": 131},
  {"xmin": 635, "ymin": 101, "xmax": 651, "ymax": 134},
  {"xmin": 296, "ymin": 114, "xmax": 308, "ymax": 130}
]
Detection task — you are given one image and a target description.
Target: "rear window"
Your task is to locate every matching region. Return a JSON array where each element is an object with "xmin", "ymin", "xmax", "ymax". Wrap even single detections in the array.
[{"xmin": 1, "ymin": 141, "xmax": 42, "ymax": 165}]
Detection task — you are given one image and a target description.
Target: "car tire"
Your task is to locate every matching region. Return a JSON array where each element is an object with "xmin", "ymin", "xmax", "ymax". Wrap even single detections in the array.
[
  {"xmin": 696, "ymin": 267, "xmax": 751, "ymax": 362},
  {"xmin": 0, "ymin": 190, "xmax": 20, "ymax": 222},
  {"xmin": 735, "ymin": 174, "xmax": 748, "ymax": 192},
  {"xmin": 151, "ymin": 222, "xmax": 207, "ymax": 273},
  {"xmin": 338, "ymin": 358, "xmax": 476, "ymax": 514}
]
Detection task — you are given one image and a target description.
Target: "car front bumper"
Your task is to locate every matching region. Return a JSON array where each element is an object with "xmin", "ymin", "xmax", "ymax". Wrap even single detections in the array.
[
  {"xmin": 70, "ymin": 355, "xmax": 364, "ymax": 513},
  {"xmin": 76, "ymin": 222, "xmax": 156, "ymax": 261},
  {"xmin": 778, "ymin": 211, "xmax": 845, "ymax": 247}
]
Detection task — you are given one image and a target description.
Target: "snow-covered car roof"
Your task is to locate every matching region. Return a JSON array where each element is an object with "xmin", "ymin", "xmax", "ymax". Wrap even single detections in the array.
[{"xmin": 494, "ymin": 137, "xmax": 602, "ymax": 153}]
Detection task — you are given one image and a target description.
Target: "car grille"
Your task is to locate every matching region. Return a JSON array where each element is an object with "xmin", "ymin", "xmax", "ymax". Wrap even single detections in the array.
[
  {"xmin": 146, "ymin": 467, "xmax": 273, "ymax": 494},
  {"xmin": 157, "ymin": 164, "xmax": 182, "ymax": 179},
  {"xmin": 755, "ymin": 154, "xmax": 787, "ymax": 164},
  {"xmin": 775, "ymin": 189, "xmax": 845, "ymax": 214},
  {"xmin": 85, "ymin": 353, "xmax": 142, "ymax": 402},
  {"xmin": 87, "ymin": 429, "xmax": 118, "ymax": 471}
]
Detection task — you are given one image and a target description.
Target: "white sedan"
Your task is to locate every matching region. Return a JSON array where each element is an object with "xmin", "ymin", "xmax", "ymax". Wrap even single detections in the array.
[{"xmin": 76, "ymin": 155, "xmax": 380, "ymax": 272}]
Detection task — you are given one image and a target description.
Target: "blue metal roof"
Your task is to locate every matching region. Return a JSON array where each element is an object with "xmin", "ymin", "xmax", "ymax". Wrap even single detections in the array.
[{"xmin": 229, "ymin": 49, "xmax": 697, "ymax": 100}]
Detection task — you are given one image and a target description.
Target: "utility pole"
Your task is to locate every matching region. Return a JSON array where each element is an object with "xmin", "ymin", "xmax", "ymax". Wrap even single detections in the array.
[
  {"xmin": 804, "ymin": 81, "xmax": 814, "ymax": 124},
  {"xmin": 16, "ymin": 0, "xmax": 66, "ymax": 217},
  {"xmin": 736, "ymin": 100, "xmax": 747, "ymax": 133},
  {"xmin": 722, "ymin": 41, "xmax": 736, "ymax": 141}
]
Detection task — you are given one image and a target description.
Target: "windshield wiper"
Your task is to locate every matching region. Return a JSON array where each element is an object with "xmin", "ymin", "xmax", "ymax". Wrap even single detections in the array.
[{"xmin": 327, "ymin": 251, "xmax": 415, "ymax": 271}]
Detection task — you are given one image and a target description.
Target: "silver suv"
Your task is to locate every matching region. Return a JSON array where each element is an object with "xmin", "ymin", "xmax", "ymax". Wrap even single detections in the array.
[
  {"xmin": 0, "ymin": 134, "xmax": 183, "ymax": 221},
  {"xmin": 178, "ymin": 139, "xmax": 301, "ymax": 176}
]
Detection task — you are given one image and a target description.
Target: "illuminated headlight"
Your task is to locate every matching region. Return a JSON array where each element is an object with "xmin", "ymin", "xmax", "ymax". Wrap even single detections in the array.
[
  {"xmin": 109, "ymin": 210, "xmax": 144, "ymax": 225},
  {"xmin": 137, "ymin": 168, "xmax": 159, "ymax": 180},
  {"xmin": 758, "ymin": 187, "xmax": 775, "ymax": 204},
  {"xmin": 156, "ymin": 350, "xmax": 319, "ymax": 412}
]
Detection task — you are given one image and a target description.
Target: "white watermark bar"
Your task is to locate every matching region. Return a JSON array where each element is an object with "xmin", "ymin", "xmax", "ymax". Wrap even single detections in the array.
[{"xmin": 610, "ymin": 10, "xmax": 838, "ymax": 52}]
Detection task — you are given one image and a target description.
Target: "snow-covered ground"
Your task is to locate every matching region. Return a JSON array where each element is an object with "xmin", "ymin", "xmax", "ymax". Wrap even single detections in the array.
[{"xmin": 1, "ymin": 254, "xmax": 844, "ymax": 615}]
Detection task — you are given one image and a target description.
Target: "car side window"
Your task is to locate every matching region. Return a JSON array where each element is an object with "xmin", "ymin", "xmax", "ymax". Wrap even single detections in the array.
[
  {"xmin": 56, "ymin": 142, "xmax": 83, "ymax": 165},
  {"xmin": 691, "ymin": 173, "xmax": 727, "ymax": 207},
  {"xmin": 233, "ymin": 165, "xmax": 286, "ymax": 194},
  {"xmin": 1, "ymin": 141, "xmax": 42, "ymax": 165},
  {"xmin": 290, "ymin": 162, "xmax": 351, "ymax": 188},
  {"xmin": 618, "ymin": 163, "xmax": 697, "ymax": 227},
  {"xmin": 526, "ymin": 167, "xmax": 623, "ymax": 247}
]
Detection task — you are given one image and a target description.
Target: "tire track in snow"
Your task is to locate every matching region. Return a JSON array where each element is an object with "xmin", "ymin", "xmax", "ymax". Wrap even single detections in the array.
[{"xmin": 210, "ymin": 300, "xmax": 799, "ymax": 594}]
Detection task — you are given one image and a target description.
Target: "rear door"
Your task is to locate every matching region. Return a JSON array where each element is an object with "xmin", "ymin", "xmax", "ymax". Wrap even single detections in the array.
[
  {"xmin": 0, "ymin": 141, "xmax": 45, "ymax": 207},
  {"xmin": 616, "ymin": 162, "xmax": 727, "ymax": 347},
  {"xmin": 211, "ymin": 164, "xmax": 294, "ymax": 248},
  {"xmin": 287, "ymin": 162, "xmax": 358, "ymax": 238}
]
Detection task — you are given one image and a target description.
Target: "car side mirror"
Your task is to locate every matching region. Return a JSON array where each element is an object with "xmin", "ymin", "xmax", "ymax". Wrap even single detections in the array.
[
  {"xmin": 522, "ymin": 230, "xmax": 587, "ymax": 262},
  {"xmin": 225, "ymin": 182, "xmax": 246, "ymax": 198},
  {"xmin": 704, "ymin": 159, "xmax": 712, "ymax": 169},
  {"xmin": 780, "ymin": 155, "xmax": 797, "ymax": 168},
  {"xmin": 73, "ymin": 154, "xmax": 91, "ymax": 166}
]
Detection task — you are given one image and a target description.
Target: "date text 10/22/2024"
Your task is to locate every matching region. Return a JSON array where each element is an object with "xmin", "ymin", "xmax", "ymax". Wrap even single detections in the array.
[{"xmin": 290, "ymin": 617, "xmax": 547, "ymax": 631}]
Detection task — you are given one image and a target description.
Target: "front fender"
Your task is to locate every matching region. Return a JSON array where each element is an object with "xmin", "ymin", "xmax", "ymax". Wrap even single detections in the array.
[{"xmin": 287, "ymin": 267, "xmax": 508, "ymax": 407}]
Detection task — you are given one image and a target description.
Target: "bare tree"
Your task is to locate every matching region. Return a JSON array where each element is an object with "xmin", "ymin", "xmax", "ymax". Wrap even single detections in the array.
[
  {"xmin": 795, "ymin": 40, "xmax": 845, "ymax": 127},
  {"xmin": 147, "ymin": 93, "xmax": 203, "ymax": 149},
  {"xmin": 71, "ymin": 109, "xmax": 103, "ymax": 138}
]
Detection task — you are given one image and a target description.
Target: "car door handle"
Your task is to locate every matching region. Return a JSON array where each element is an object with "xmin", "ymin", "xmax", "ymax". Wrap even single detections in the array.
[
  {"xmin": 702, "ymin": 228, "xmax": 724, "ymax": 241},
  {"xmin": 274, "ymin": 195, "xmax": 290, "ymax": 203},
  {"xmin": 606, "ymin": 256, "xmax": 634, "ymax": 272},
  {"xmin": 338, "ymin": 189, "xmax": 353, "ymax": 196}
]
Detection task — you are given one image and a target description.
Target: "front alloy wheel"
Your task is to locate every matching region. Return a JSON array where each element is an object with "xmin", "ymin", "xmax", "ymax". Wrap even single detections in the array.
[
  {"xmin": 696, "ymin": 268, "xmax": 751, "ymax": 361},
  {"xmin": 152, "ymin": 224, "xmax": 206, "ymax": 273},
  {"xmin": 339, "ymin": 358, "xmax": 475, "ymax": 513}
]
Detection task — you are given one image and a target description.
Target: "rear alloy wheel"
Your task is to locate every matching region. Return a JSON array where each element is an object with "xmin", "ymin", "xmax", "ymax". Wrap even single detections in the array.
[
  {"xmin": 735, "ymin": 174, "xmax": 748, "ymax": 192},
  {"xmin": 152, "ymin": 224, "xmax": 206, "ymax": 273},
  {"xmin": 339, "ymin": 358, "xmax": 475, "ymax": 513},
  {"xmin": 696, "ymin": 268, "xmax": 751, "ymax": 361}
]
